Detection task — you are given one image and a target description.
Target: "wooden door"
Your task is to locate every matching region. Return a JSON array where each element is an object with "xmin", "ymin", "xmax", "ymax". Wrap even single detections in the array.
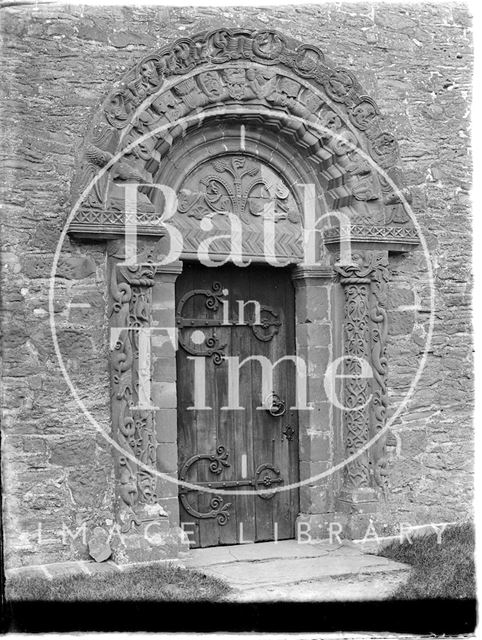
[{"xmin": 176, "ymin": 263, "xmax": 299, "ymax": 548}]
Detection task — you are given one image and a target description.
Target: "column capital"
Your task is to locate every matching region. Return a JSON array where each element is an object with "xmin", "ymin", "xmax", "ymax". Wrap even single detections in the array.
[
  {"xmin": 155, "ymin": 261, "xmax": 183, "ymax": 283},
  {"xmin": 291, "ymin": 265, "xmax": 334, "ymax": 284},
  {"xmin": 334, "ymin": 251, "xmax": 388, "ymax": 284}
]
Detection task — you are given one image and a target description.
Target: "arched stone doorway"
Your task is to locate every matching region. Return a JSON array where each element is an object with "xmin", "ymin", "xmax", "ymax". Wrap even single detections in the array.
[{"xmin": 68, "ymin": 29, "xmax": 418, "ymax": 561}]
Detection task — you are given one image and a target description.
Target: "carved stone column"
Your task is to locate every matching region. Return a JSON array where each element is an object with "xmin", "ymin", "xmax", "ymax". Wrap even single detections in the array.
[
  {"xmin": 334, "ymin": 251, "xmax": 389, "ymax": 517},
  {"xmin": 108, "ymin": 239, "xmax": 186, "ymax": 562}
]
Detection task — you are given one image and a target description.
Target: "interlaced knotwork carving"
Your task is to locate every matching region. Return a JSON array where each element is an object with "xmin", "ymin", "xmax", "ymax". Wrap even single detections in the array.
[{"xmin": 335, "ymin": 251, "xmax": 390, "ymax": 496}]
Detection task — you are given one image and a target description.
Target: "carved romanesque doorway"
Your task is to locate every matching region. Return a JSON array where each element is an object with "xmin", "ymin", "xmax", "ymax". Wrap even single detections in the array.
[
  {"xmin": 176, "ymin": 263, "xmax": 299, "ymax": 547},
  {"xmin": 68, "ymin": 28, "xmax": 418, "ymax": 559}
]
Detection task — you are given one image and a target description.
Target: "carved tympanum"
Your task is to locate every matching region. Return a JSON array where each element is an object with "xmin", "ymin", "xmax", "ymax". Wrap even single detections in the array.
[{"xmin": 177, "ymin": 155, "xmax": 299, "ymax": 224}]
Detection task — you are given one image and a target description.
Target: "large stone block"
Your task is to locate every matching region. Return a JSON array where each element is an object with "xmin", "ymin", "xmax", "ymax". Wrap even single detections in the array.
[
  {"xmin": 307, "ymin": 372, "xmax": 329, "ymax": 404},
  {"xmin": 157, "ymin": 443, "xmax": 178, "ymax": 474},
  {"xmin": 67, "ymin": 467, "xmax": 107, "ymax": 507},
  {"xmin": 152, "ymin": 283, "xmax": 176, "ymax": 308},
  {"xmin": 299, "ymin": 431, "xmax": 331, "ymax": 462},
  {"xmin": 152, "ymin": 381, "xmax": 177, "ymax": 409},
  {"xmin": 57, "ymin": 255, "xmax": 97, "ymax": 280},
  {"xmin": 299, "ymin": 485, "xmax": 330, "ymax": 514},
  {"xmin": 388, "ymin": 310, "xmax": 416, "ymax": 336},
  {"xmin": 299, "ymin": 460, "xmax": 332, "ymax": 483},
  {"xmin": 388, "ymin": 287, "xmax": 415, "ymax": 309},
  {"xmin": 298, "ymin": 401, "xmax": 332, "ymax": 435},
  {"xmin": 294, "ymin": 286, "xmax": 329, "ymax": 323},
  {"xmin": 153, "ymin": 356, "xmax": 177, "ymax": 382},
  {"xmin": 88, "ymin": 527, "xmax": 112, "ymax": 562},
  {"xmin": 155, "ymin": 408, "xmax": 178, "ymax": 443},
  {"xmin": 49, "ymin": 436, "xmax": 96, "ymax": 466}
]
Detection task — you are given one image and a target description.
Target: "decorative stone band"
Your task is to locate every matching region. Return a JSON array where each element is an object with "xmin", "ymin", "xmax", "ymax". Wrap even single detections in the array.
[
  {"xmin": 334, "ymin": 251, "xmax": 390, "ymax": 510},
  {"xmin": 324, "ymin": 225, "xmax": 419, "ymax": 254},
  {"xmin": 69, "ymin": 209, "xmax": 166, "ymax": 240}
]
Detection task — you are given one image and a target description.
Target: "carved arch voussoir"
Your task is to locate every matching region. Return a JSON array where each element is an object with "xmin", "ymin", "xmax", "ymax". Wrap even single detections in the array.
[{"xmin": 69, "ymin": 28, "xmax": 417, "ymax": 241}]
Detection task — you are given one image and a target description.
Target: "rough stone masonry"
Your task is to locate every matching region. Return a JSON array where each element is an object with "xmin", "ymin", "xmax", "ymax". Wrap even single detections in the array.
[{"xmin": 0, "ymin": 3, "xmax": 473, "ymax": 568}]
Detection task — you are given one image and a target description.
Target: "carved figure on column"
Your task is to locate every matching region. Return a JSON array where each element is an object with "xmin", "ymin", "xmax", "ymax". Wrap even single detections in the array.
[
  {"xmin": 108, "ymin": 239, "xmax": 166, "ymax": 533},
  {"xmin": 334, "ymin": 251, "xmax": 390, "ymax": 502}
]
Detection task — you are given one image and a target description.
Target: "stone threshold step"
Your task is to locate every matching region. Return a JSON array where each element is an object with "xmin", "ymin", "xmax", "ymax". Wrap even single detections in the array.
[
  {"xmin": 197, "ymin": 554, "xmax": 409, "ymax": 589},
  {"xmin": 184, "ymin": 539, "xmax": 362, "ymax": 568}
]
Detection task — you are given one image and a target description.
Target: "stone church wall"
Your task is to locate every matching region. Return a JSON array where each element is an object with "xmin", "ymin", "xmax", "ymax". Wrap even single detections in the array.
[{"xmin": 1, "ymin": 3, "xmax": 472, "ymax": 567}]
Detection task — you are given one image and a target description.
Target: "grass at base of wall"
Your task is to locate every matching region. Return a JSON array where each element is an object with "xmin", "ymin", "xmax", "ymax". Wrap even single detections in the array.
[
  {"xmin": 6, "ymin": 563, "xmax": 230, "ymax": 602},
  {"xmin": 379, "ymin": 522, "xmax": 475, "ymax": 600}
]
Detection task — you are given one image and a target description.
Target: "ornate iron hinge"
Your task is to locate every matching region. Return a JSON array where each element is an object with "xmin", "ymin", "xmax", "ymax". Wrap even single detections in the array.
[
  {"xmin": 176, "ymin": 281, "xmax": 282, "ymax": 364},
  {"xmin": 179, "ymin": 445, "xmax": 284, "ymax": 525}
]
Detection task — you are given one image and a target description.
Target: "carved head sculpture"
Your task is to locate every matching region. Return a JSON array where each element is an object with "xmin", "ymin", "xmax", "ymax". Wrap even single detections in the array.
[
  {"xmin": 330, "ymin": 130, "xmax": 358, "ymax": 163},
  {"xmin": 252, "ymin": 30, "xmax": 285, "ymax": 59},
  {"xmin": 246, "ymin": 67, "xmax": 276, "ymax": 98},
  {"xmin": 295, "ymin": 44, "xmax": 324, "ymax": 75},
  {"xmin": 326, "ymin": 69, "xmax": 354, "ymax": 101},
  {"xmin": 140, "ymin": 59, "xmax": 157, "ymax": 82},
  {"xmin": 350, "ymin": 97, "xmax": 379, "ymax": 130},
  {"xmin": 223, "ymin": 68, "xmax": 247, "ymax": 100},
  {"xmin": 371, "ymin": 132, "xmax": 399, "ymax": 168},
  {"xmin": 198, "ymin": 71, "xmax": 224, "ymax": 99},
  {"xmin": 321, "ymin": 111, "xmax": 343, "ymax": 139},
  {"xmin": 105, "ymin": 92, "xmax": 130, "ymax": 129}
]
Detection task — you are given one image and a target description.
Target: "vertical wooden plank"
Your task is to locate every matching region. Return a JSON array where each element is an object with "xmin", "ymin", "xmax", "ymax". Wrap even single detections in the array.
[
  {"xmin": 176, "ymin": 263, "xmax": 201, "ymax": 548},
  {"xmin": 231, "ymin": 265, "xmax": 256, "ymax": 544},
  {"xmin": 251, "ymin": 265, "xmax": 275, "ymax": 542},
  {"xmin": 195, "ymin": 264, "xmax": 222, "ymax": 548},
  {"xmin": 288, "ymin": 273, "xmax": 300, "ymax": 538},
  {"xmin": 217, "ymin": 264, "xmax": 239, "ymax": 545}
]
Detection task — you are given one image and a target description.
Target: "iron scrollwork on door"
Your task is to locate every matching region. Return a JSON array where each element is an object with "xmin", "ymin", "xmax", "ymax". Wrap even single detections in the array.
[
  {"xmin": 176, "ymin": 281, "xmax": 228, "ymax": 365},
  {"xmin": 176, "ymin": 281, "xmax": 282, "ymax": 365},
  {"xmin": 179, "ymin": 445, "xmax": 284, "ymax": 525},
  {"xmin": 282, "ymin": 426, "xmax": 296, "ymax": 442},
  {"xmin": 264, "ymin": 392, "xmax": 286, "ymax": 417}
]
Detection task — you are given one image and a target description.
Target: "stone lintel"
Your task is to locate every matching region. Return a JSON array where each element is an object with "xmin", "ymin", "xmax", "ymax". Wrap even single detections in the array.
[{"xmin": 68, "ymin": 224, "xmax": 166, "ymax": 241}]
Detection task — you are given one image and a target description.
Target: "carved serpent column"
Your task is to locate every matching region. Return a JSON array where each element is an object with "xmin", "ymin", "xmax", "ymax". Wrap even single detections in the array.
[
  {"xmin": 370, "ymin": 256, "xmax": 390, "ymax": 495},
  {"xmin": 334, "ymin": 251, "xmax": 389, "ymax": 512},
  {"xmin": 108, "ymin": 239, "xmax": 166, "ymax": 534}
]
